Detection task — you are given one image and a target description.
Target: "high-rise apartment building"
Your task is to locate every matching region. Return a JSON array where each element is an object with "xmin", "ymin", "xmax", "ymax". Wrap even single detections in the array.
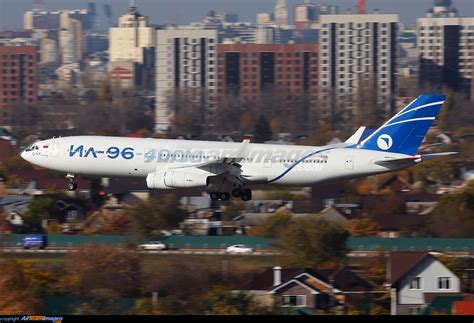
[
  {"xmin": 0, "ymin": 43, "xmax": 37, "ymax": 126},
  {"xmin": 417, "ymin": 0, "xmax": 474, "ymax": 97},
  {"xmin": 109, "ymin": 3, "xmax": 156, "ymax": 90},
  {"xmin": 274, "ymin": 0, "xmax": 289, "ymax": 27},
  {"xmin": 59, "ymin": 18, "xmax": 82, "ymax": 64},
  {"xmin": 319, "ymin": 14, "xmax": 399, "ymax": 125},
  {"xmin": 155, "ymin": 29, "xmax": 218, "ymax": 133},
  {"xmin": 109, "ymin": 4, "xmax": 155, "ymax": 64},
  {"xmin": 294, "ymin": 1, "xmax": 339, "ymax": 30},
  {"xmin": 39, "ymin": 38, "xmax": 58, "ymax": 64},
  {"xmin": 295, "ymin": 2, "xmax": 318, "ymax": 30},
  {"xmin": 24, "ymin": 9, "xmax": 93, "ymax": 31},
  {"xmin": 217, "ymin": 44, "xmax": 318, "ymax": 101}
]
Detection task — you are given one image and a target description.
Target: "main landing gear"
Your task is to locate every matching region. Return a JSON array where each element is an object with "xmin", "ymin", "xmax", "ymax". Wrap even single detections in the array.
[
  {"xmin": 210, "ymin": 188, "xmax": 252, "ymax": 201},
  {"xmin": 66, "ymin": 174, "xmax": 77, "ymax": 191}
]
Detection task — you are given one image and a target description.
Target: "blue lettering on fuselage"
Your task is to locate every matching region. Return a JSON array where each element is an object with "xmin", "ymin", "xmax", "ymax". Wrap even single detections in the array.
[
  {"xmin": 69, "ymin": 145, "xmax": 134, "ymax": 160},
  {"xmin": 69, "ymin": 145, "xmax": 84, "ymax": 157},
  {"xmin": 69, "ymin": 145, "xmax": 98, "ymax": 158}
]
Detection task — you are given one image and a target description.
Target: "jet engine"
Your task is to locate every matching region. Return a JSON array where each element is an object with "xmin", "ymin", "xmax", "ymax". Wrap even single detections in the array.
[{"xmin": 146, "ymin": 170, "xmax": 209, "ymax": 189}]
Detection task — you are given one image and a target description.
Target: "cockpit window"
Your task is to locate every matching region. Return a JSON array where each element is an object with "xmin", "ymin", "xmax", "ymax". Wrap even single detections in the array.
[{"xmin": 25, "ymin": 144, "xmax": 39, "ymax": 152}]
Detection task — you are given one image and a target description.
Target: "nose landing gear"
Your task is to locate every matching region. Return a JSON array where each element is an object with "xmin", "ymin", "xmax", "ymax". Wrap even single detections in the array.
[{"xmin": 66, "ymin": 174, "xmax": 77, "ymax": 191}]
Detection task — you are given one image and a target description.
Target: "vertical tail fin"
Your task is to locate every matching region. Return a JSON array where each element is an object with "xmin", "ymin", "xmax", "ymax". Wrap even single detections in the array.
[{"xmin": 358, "ymin": 94, "xmax": 447, "ymax": 156}]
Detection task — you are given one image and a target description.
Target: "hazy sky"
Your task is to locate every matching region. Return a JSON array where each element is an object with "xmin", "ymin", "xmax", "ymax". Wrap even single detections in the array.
[{"xmin": 1, "ymin": 0, "xmax": 473, "ymax": 29}]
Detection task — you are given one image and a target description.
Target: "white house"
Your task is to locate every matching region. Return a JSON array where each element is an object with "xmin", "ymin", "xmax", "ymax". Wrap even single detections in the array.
[{"xmin": 389, "ymin": 252, "xmax": 461, "ymax": 315}]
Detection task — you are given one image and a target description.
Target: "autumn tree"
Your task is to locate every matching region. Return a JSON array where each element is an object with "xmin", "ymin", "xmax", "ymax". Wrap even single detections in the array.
[
  {"xmin": 359, "ymin": 249, "xmax": 387, "ymax": 286},
  {"xmin": 277, "ymin": 218, "xmax": 350, "ymax": 268},
  {"xmin": 205, "ymin": 284, "xmax": 278, "ymax": 315},
  {"xmin": 64, "ymin": 244, "xmax": 141, "ymax": 297},
  {"xmin": 0, "ymin": 259, "xmax": 47, "ymax": 314},
  {"xmin": 426, "ymin": 181, "xmax": 474, "ymax": 237},
  {"xmin": 345, "ymin": 216, "xmax": 378, "ymax": 237}
]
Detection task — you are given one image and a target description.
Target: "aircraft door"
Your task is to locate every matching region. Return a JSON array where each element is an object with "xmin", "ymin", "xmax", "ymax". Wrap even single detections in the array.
[
  {"xmin": 345, "ymin": 155, "xmax": 354, "ymax": 170},
  {"xmin": 50, "ymin": 143, "xmax": 60, "ymax": 157}
]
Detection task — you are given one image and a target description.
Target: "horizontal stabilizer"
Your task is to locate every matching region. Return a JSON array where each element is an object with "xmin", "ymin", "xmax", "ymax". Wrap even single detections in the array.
[
  {"xmin": 420, "ymin": 152, "xmax": 458, "ymax": 159},
  {"xmin": 374, "ymin": 152, "xmax": 457, "ymax": 166}
]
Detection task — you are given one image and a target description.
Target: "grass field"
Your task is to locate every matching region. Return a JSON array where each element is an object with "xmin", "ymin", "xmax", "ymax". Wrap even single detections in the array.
[{"xmin": 0, "ymin": 252, "xmax": 284, "ymax": 273}]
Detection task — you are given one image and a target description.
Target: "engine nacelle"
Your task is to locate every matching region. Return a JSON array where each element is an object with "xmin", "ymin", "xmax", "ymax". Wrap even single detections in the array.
[{"xmin": 146, "ymin": 170, "xmax": 209, "ymax": 189}]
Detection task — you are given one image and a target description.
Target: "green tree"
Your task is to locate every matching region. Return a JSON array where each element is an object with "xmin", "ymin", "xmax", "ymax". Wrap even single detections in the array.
[
  {"xmin": 23, "ymin": 197, "xmax": 54, "ymax": 231},
  {"xmin": 253, "ymin": 115, "xmax": 273, "ymax": 143},
  {"xmin": 278, "ymin": 218, "xmax": 350, "ymax": 268},
  {"xmin": 127, "ymin": 194, "xmax": 187, "ymax": 237},
  {"xmin": 261, "ymin": 210, "xmax": 293, "ymax": 238}
]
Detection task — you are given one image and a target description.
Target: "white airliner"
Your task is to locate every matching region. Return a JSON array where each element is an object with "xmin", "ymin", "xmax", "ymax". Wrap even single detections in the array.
[{"xmin": 21, "ymin": 95, "xmax": 455, "ymax": 201}]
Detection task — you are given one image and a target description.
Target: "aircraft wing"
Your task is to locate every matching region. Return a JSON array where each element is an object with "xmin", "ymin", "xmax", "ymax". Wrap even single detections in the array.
[{"xmin": 168, "ymin": 138, "xmax": 251, "ymax": 170}]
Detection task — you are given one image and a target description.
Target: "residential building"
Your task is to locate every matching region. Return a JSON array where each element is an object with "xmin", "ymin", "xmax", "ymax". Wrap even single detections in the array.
[
  {"xmin": 417, "ymin": 0, "xmax": 474, "ymax": 97},
  {"xmin": 0, "ymin": 42, "xmax": 38, "ymax": 126},
  {"xmin": 109, "ymin": 3, "xmax": 156, "ymax": 90},
  {"xmin": 243, "ymin": 266, "xmax": 375, "ymax": 313},
  {"xmin": 39, "ymin": 38, "xmax": 58, "ymax": 64},
  {"xmin": 59, "ymin": 18, "xmax": 82, "ymax": 64},
  {"xmin": 274, "ymin": 0, "xmax": 289, "ymax": 27},
  {"xmin": 24, "ymin": 8, "xmax": 93, "ymax": 31},
  {"xmin": 388, "ymin": 252, "xmax": 461, "ymax": 315},
  {"xmin": 108, "ymin": 61, "xmax": 138, "ymax": 89},
  {"xmin": 319, "ymin": 14, "xmax": 399, "ymax": 126},
  {"xmin": 155, "ymin": 29, "xmax": 218, "ymax": 133},
  {"xmin": 217, "ymin": 43, "xmax": 318, "ymax": 107},
  {"xmin": 294, "ymin": 1, "xmax": 318, "ymax": 30},
  {"xmin": 186, "ymin": 12, "xmax": 257, "ymax": 44},
  {"xmin": 84, "ymin": 32, "xmax": 108, "ymax": 56},
  {"xmin": 109, "ymin": 4, "xmax": 155, "ymax": 64},
  {"xmin": 24, "ymin": 10, "xmax": 60, "ymax": 30},
  {"xmin": 257, "ymin": 13, "xmax": 273, "ymax": 26}
]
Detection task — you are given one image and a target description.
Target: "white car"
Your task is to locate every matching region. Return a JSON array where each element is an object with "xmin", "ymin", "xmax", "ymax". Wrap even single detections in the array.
[
  {"xmin": 226, "ymin": 244, "xmax": 255, "ymax": 254},
  {"xmin": 139, "ymin": 241, "xmax": 167, "ymax": 250}
]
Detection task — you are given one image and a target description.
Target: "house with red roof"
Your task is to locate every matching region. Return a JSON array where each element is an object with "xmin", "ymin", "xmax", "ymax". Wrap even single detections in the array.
[{"xmin": 241, "ymin": 266, "xmax": 377, "ymax": 314}]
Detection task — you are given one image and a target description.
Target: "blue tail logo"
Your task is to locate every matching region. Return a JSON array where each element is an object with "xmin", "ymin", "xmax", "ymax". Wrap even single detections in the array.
[
  {"xmin": 358, "ymin": 94, "xmax": 447, "ymax": 156},
  {"xmin": 377, "ymin": 134, "xmax": 393, "ymax": 150}
]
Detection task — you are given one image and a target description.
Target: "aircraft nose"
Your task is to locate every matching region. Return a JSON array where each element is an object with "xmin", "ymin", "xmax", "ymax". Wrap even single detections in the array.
[{"xmin": 21, "ymin": 150, "xmax": 30, "ymax": 162}]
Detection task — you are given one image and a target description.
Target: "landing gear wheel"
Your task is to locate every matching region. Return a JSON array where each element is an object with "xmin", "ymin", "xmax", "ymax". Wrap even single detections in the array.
[
  {"xmin": 220, "ymin": 192, "xmax": 231, "ymax": 201},
  {"xmin": 210, "ymin": 192, "xmax": 220, "ymax": 201},
  {"xmin": 241, "ymin": 188, "xmax": 252, "ymax": 201},
  {"xmin": 232, "ymin": 188, "xmax": 242, "ymax": 197},
  {"xmin": 67, "ymin": 182, "xmax": 77, "ymax": 191}
]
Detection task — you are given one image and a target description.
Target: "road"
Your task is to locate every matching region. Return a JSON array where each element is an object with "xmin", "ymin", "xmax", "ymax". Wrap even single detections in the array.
[{"xmin": 0, "ymin": 246, "xmax": 280, "ymax": 256}]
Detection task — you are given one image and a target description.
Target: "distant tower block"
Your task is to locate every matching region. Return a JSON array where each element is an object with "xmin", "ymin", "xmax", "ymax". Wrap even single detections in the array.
[{"xmin": 274, "ymin": 0, "xmax": 289, "ymax": 26}]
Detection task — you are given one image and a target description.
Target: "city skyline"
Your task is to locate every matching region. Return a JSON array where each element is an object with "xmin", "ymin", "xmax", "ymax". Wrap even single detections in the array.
[{"xmin": 1, "ymin": 0, "xmax": 474, "ymax": 29}]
